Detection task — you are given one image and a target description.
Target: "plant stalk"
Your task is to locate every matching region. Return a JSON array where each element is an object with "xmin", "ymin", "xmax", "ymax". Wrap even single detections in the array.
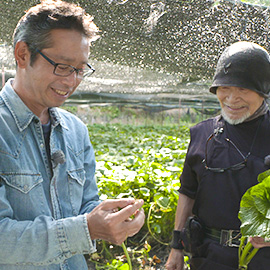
[
  {"xmin": 122, "ymin": 242, "xmax": 132, "ymax": 270},
  {"xmin": 238, "ymin": 237, "xmax": 258, "ymax": 270}
]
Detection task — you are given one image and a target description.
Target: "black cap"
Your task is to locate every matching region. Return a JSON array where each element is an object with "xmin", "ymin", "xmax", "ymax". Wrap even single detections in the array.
[{"xmin": 210, "ymin": 41, "xmax": 270, "ymax": 97}]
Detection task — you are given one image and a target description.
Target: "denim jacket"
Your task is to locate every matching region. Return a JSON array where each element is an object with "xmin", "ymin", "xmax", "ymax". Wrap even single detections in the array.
[{"xmin": 0, "ymin": 79, "xmax": 100, "ymax": 269}]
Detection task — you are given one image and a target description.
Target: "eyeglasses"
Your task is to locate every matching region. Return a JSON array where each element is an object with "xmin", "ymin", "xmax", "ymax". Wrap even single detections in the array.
[
  {"xmin": 203, "ymin": 132, "xmax": 250, "ymax": 173},
  {"xmin": 36, "ymin": 49, "xmax": 95, "ymax": 79},
  {"xmin": 203, "ymin": 117, "xmax": 262, "ymax": 173}
]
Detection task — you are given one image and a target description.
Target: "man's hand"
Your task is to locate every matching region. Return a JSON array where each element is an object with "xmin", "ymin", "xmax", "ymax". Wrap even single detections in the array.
[
  {"xmin": 249, "ymin": 236, "xmax": 270, "ymax": 248},
  {"xmin": 165, "ymin": 249, "xmax": 184, "ymax": 270},
  {"xmin": 87, "ymin": 198, "xmax": 145, "ymax": 245}
]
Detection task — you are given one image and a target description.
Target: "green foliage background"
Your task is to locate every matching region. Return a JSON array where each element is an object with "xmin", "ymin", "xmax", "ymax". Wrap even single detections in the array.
[{"xmin": 87, "ymin": 123, "xmax": 191, "ymax": 268}]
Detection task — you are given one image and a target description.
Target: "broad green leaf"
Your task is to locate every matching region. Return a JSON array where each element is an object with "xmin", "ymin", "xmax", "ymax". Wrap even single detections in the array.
[
  {"xmin": 139, "ymin": 187, "xmax": 150, "ymax": 197},
  {"xmin": 154, "ymin": 194, "xmax": 170, "ymax": 210},
  {"xmin": 257, "ymin": 169, "xmax": 270, "ymax": 183},
  {"xmin": 239, "ymin": 174, "xmax": 270, "ymax": 237},
  {"xmin": 238, "ymin": 172, "xmax": 270, "ymax": 269}
]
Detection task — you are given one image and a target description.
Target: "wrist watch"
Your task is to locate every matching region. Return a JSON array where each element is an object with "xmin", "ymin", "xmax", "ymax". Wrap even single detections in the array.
[{"xmin": 170, "ymin": 230, "xmax": 185, "ymax": 250}]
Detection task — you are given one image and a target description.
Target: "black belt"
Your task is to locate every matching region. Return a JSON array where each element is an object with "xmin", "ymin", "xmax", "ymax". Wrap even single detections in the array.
[{"xmin": 205, "ymin": 227, "xmax": 242, "ymax": 247}]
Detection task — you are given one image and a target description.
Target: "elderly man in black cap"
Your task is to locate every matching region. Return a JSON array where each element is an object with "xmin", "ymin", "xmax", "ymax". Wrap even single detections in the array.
[{"xmin": 165, "ymin": 41, "xmax": 270, "ymax": 270}]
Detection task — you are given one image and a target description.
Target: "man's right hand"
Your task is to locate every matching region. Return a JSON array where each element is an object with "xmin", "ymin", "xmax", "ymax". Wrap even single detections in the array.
[
  {"xmin": 165, "ymin": 248, "xmax": 184, "ymax": 270},
  {"xmin": 87, "ymin": 198, "xmax": 145, "ymax": 245}
]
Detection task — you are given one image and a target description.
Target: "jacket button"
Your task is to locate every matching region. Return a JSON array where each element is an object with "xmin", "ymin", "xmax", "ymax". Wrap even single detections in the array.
[{"xmin": 24, "ymin": 185, "xmax": 28, "ymax": 192}]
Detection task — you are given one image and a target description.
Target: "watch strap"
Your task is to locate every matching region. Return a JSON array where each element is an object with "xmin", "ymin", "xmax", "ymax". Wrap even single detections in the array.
[{"xmin": 170, "ymin": 230, "xmax": 185, "ymax": 250}]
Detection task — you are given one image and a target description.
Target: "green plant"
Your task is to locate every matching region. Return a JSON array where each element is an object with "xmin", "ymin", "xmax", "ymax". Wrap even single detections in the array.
[
  {"xmin": 238, "ymin": 169, "xmax": 270, "ymax": 269},
  {"xmin": 60, "ymin": 105, "xmax": 78, "ymax": 114},
  {"xmin": 87, "ymin": 123, "xmax": 191, "ymax": 268}
]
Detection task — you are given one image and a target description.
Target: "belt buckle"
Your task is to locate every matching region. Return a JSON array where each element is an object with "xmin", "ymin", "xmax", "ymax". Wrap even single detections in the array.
[{"xmin": 220, "ymin": 230, "xmax": 240, "ymax": 247}]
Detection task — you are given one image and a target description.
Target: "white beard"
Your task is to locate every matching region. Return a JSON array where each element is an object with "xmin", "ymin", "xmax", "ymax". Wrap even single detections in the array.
[{"xmin": 221, "ymin": 109, "xmax": 251, "ymax": 125}]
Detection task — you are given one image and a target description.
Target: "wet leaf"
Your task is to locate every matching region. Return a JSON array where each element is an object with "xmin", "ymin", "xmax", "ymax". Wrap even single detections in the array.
[{"xmin": 239, "ymin": 172, "xmax": 270, "ymax": 237}]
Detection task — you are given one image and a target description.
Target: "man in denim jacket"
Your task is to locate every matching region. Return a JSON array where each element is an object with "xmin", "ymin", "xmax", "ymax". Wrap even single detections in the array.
[{"xmin": 0, "ymin": 1, "xmax": 145, "ymax": 269}]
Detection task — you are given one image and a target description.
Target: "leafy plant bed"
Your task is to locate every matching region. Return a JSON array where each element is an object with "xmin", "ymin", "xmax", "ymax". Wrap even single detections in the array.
[
  {"xmin": 86, "ymin": 239, "xmax": 170, "ymax": 269},
  {"xmin": 87, "ymin": 123, "xmax": 191, "ymax": 269}
]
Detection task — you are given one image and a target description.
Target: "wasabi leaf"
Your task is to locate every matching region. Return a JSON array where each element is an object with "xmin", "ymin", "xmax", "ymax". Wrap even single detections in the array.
[
  {"xmin": 238, "ymin": 170, "xmax": 270, "ymax": 269},
  {"xmin": 239, "ymin": 174, "xmax": 270, "ymax": 237},
  {"xmin": 257, "ymin": 169, "xmax": 270, "ymax": 183}
]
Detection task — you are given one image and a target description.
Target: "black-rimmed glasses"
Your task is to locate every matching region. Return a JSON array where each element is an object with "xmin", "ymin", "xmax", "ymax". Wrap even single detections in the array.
[
  {"xmin": 36, "ymin": 49, "xmax": 95, "ymax": 79},
  {"xmin": 203, "ymin": 132, "xmax": 250, "ymax": 173}
]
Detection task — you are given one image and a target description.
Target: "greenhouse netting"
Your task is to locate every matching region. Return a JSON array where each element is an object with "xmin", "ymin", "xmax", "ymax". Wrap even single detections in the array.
[{"xmin": 0, "ymin": 0, "xmax": 269, "ymax": 116}]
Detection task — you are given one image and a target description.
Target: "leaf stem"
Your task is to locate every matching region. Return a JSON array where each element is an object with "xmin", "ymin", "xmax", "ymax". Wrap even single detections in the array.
[
  {"xmin": 238, "ymin": 239, "xmax": 258, "ymax": 270},
  {"xmin": 122, "ymin": 242, "xmax": 132, "ymax": 270},
  {"xmin": 147, "ymin": 202, "xmax": 169, "ymax": 245}
]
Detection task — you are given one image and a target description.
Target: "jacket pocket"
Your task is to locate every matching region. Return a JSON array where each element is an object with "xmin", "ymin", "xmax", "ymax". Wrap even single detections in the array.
[
  {"xmin": 1, "ymin": 172, "xmax": 43, "ymax": 194},
  {"xmin": 0, "ymin": 172, "xmax": 46, "ymax": 220},
  {"xmin": 67, "ymin": 168, "xmax": 86, "ymax": 215}
]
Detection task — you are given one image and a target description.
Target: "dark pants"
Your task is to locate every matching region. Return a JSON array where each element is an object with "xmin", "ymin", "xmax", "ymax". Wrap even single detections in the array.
[{"xmin": 190, "ymin": 239, "xmax": 270, "ymax": 270}]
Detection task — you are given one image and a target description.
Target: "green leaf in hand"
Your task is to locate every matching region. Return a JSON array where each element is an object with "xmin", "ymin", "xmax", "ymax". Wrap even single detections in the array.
[
  {"xmin": 239, "ymin": 174, "xmax": 270, "ymax": 237},
  {"xmin": 238, "ymin": 169, "xmax": 270, "ymax": 269}
]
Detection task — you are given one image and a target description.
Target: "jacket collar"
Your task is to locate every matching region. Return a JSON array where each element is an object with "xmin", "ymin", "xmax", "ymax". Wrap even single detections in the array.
[{"xmin": 1, "ymin": 79, "xmax": 68, "ymax": 132}]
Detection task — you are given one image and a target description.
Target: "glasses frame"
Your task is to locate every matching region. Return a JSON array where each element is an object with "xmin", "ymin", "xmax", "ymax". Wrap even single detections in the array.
[
  {"xmin": 203, "ymin": 132, "xmax": 250, "ymax": 173},
  {"xmin": 36, "ymin": 49, "xmax": 95, "ymax": 79}
]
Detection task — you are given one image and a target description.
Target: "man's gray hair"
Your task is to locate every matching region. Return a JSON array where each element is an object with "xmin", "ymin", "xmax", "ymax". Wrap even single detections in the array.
[{"xmin": 13, "ymin": 0, "xmax": 99, "ymax": 65}]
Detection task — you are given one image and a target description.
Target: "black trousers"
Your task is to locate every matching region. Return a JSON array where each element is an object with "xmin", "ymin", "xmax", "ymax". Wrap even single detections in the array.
[{"xmin": 190, "ymin": 239, "xmax": 270, "ymax": 270}]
